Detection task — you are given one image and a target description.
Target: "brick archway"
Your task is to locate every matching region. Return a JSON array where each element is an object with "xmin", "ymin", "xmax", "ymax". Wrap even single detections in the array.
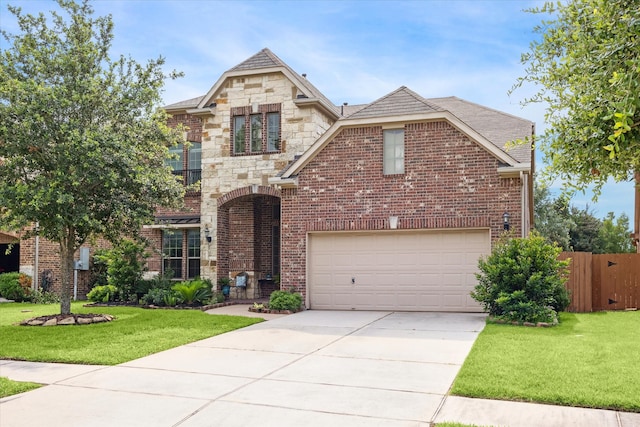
[
  {"xmin": 217, "ymin": 185, "xmax": 280, "ymax": 208},
  {"xmin": 217, "ymin": 185, "xmax": 281, "ymax": 298}
]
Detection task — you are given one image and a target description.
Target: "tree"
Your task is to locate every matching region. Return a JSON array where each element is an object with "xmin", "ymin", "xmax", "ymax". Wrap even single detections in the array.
[
  {"xmin": 534, "ymin": 182, "xmax": 573, "ymax": 250},
  {"xmin": 599, "ymin": 212, "xmax": 635, "ymax": 253},
  {"xmin": 568, "ymin": 205, "xmax": 602, "ymax": 253},
  {"xmin": 513, "ymin": 0, "xmax": 640, "ymax": 252},
  {"xmin": 0, "ymin": 0, "xmax": 184, "ymax": 314}
]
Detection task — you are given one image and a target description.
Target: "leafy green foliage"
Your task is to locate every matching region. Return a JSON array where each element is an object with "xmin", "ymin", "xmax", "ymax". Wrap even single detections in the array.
[
  {"xmin": 28, "ymin": 290, "xmax": 60, "ymax": 304},
  {"xmin": 0, "ymin": 0, "xmax": 184, "ymax": 314},
  {"xmin": 94, "ymin": 239, "xmax": 148, "ymax": 302},
  {"xmin": 513, "ymin": 0, "xmax": 640, "ymax": 196},
  {"xmin": 599, "ymin": 212, "xmax": 635, "ymax": 253},
  {"xmin": 269, "ymin": 289, "xmax": 302, "ymax": 311},
  {"xmin": 471, "ymin": 232, "xmax": 570, "ymax": 323},
  {"xmin": 535, "ymin": 182, "xmax": 634, "ymax": 253},
  {"xmin": 534, "ymin": 183, "xmax": 573, "ymax": 250},
  {"xmin": 140, "ymin": 288, "xmax": 175, "ymax": 306},
  {"xmin": 0, "ymin": 273, "xmax": 30, "ymax": 302},
  {"xmin": 171, "ymin": 279, "xmax": 211, "ymax": 305},
  {"xmin": 86, "ymin": 285, "xmax": 118, "ymax": 303}
]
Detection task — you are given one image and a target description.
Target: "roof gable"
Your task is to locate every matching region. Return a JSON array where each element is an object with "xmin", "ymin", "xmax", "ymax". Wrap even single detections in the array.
[
  {"xmin": 190, "ymin": 48, "xmax": 339, "ymax": 118},
  {"xmin": 227, "ymin": 48, "xmax": 287, "ymax": 72},
  {"xmin": 348, "ymin": 86, "xmax": 443, "ymax": 119}
]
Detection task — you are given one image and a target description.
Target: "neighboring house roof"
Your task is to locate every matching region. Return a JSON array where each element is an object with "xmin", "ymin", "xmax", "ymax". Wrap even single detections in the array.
[{"xmin": 164, "ymin": 95, "xmax": 203, "ymax": 111}]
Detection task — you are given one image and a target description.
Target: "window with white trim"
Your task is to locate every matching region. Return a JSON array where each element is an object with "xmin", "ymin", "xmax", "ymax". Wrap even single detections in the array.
[{"xmin": 383, "ymin": 129, "xmax": 405, "ymax": 175}]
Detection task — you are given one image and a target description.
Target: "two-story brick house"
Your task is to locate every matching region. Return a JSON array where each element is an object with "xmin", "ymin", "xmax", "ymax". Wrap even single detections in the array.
[{"xmin": 147, "ymin": 48, "xmax": 534, "ymax": 312}]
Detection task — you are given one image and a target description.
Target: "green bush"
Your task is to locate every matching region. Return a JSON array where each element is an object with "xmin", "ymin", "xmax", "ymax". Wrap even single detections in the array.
[
  {"xmin": 269, "ymin": 289, "xmax": 302, "ymax": 311},
  {"xmin": 94, "ymin": 239, "xmax": 148, "ymax": 302},
  {"xmin": 86, "ymin": 285, "xmax": 118, "ymax": 303},
  {"xmin": 28, "ymin": 290, "xmax": 60, "ymax": 304},
  {"xmin": 471, "ymin": 231, "xmax": 570, "ymax": 324},
  {"xmin": 172, "ymin": 280, "xmax": 211, "ymax": 305},
  {"xmin": 140, "ymin": 288, "xmax": 176, "ymax": 306},
  {"xmin": 0, "ymin": 272, "xmax": 30, "ymax": 302}
]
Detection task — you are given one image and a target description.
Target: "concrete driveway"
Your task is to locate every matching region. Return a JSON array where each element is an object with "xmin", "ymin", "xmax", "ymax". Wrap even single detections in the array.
[{"xmin": 0, "ymin": 310, "xmax": 485, "ymax": 427}]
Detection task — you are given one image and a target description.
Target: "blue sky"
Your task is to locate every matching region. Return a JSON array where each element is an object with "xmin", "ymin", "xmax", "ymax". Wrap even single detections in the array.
[{"xmin": 1, "ymin": 0, "xmax": 636, "ymax": 219}]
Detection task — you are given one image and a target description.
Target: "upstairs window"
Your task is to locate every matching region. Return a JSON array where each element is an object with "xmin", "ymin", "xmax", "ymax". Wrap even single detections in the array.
[
  {"xmin": 232, "ymin": 104, "xmax": 281, "ymax": 155},
  {"xmin": 383, "ymin": 129, "xmax": 405, "ymax": 175},
  {"xmin": 167, "ymin": 142, "xmax": 201, "ymax": 188}
]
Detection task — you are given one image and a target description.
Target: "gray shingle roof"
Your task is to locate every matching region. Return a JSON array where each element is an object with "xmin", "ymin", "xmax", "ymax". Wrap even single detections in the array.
[
  {"xmin": 427, "ymin": 96, "xmax": 533, "ymax": 163},
  {"xmin": 164, "ymin": 95, "xmax": 203, "ymax": 111},
  {"xmin": 347, "ymin": 86, "xmax": 444, "ymax": 119},
  {"xmin": 227, "ymin": 48, "xmax": 286, "ymax": 72},
  {"xmin": 228, "ymin": 48, "xmax": 339, "ymax": 116}
]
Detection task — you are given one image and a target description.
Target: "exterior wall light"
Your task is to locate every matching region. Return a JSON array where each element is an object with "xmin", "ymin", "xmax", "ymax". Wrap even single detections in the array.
[
  {"xmin": 503, "ymin": 212, "xmax": 511, "ymax": 231},
  {"xmin": 204, "ymin": 226, "xmax": 212, "ymax": 243}
]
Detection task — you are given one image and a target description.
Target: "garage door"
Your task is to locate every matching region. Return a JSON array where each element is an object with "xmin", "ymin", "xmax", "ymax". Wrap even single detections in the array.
[{"xmin": 308, "ymin": 229, "xmax": 490, "ymax": 312}]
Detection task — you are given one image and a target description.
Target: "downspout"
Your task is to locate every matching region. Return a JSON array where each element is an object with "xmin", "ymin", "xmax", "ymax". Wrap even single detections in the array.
[
  {"xmin": 634, "ymin": 171, "xmax": 640, "ymax": 253},
  {"xmin": 34, "ymin": 222, "xmax": 39, "ymax": 291},
  {"xmin": 520, "ymin": 171, "xmax": 528, "ymax": 237}
]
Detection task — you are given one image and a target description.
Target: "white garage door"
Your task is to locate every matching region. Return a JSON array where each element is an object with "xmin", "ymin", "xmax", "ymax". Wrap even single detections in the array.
[{"xmin": 308, "ymin": 229, "xmax": 490, "ymax": 312}]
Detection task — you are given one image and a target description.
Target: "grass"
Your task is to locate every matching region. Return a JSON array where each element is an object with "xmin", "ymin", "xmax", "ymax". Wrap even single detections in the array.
[
  {"xmin": 452, "ymin": 310, "xmax": 640, "ymax": 412},
  {"xmin": 0, "ymin": 302, "xmax": 262, "ymax": 365},
  {"xmin": 0, "ymin": 377, "xmax": 42, "ymax": 398}
]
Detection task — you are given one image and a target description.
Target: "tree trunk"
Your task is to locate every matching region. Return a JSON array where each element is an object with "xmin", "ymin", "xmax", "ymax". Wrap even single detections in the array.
[
  {"xmin": 59, "ymin": 234, "xmax": 75, "ymax": 315},
  {"xmin": 635, "ymin": 171, "xmax": 640, "ymax": 253}
]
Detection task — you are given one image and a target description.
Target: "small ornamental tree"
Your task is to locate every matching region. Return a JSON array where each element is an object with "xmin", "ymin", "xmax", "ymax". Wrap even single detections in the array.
[{"xmin": 471, "ymin": 232, "xmax": 571, "ymax": 324}]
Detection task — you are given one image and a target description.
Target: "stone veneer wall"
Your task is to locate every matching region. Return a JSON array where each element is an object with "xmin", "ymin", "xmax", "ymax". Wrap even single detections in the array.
[
  {"xmin": 280, "ymin": 121, "xmax": 524, "ymax": 298},
  {"xmin": 198, "ymin": 72, "xmax": 336, "ymax": 282}
]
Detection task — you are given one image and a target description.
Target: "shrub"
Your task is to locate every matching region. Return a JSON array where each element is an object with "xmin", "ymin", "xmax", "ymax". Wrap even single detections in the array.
[
  {"xmin": 87, "ymin": 285, "xmax": 118, "ymax": 303},
  {"xmin": 28, "ymin": 290, "xmax": 60, "ymax": 304},
  {"xmin": 269, "ymin": 289, "xmax": 302, "ymax": 311},
  {"xmin": 471, "ymin": 231, "xmax": 570, "ymax": 324},
  {"xmin": 172, "ymin": 279, "xmax": 212, "ymax": 305},
  {"xmin": 141, "ymin": 288, "xmax": 176, "ymax": 306},
  {"xmin": 0, "ymin": 272, "xmax": 31, "ymax": 302},
  {"xmin": 94, "ymin": 239, "xmax": 148, "ymax": 302}
]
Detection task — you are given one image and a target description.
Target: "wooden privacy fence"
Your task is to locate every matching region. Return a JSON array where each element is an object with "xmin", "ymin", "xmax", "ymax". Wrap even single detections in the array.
[{"xmin": 559, "ymin": 252, "xmax": 640, "ymax": 312}]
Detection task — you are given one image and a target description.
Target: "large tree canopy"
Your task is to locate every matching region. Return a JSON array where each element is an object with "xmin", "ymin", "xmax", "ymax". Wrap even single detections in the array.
[
  {"xmin": 0, "ymin": 0, "xmax": 185, "ymax": 314},
  {"xmin": 513, "ymin": 0, "xmax": 640, "ymax": 250}
]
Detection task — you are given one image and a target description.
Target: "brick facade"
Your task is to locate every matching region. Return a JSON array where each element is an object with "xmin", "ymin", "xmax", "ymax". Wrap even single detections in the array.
[{"xmin": 280, "ymin": 122, "xmax": 523, "ymax": 297}]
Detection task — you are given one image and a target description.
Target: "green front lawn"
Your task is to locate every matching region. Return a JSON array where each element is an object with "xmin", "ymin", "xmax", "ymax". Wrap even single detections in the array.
[
  {"xmin": 453, "ymin": 311, "xmax": 640, "ymax": 412},
  {"xmin": 0, "ymin": 302, "xmax": 262, "ymax": 365},
  {"xmin": 0, "ymin": 377, "xmax": 42, "ymax": 398}
]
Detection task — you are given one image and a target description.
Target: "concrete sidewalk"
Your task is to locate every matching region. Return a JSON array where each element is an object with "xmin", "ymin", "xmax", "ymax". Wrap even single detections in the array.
[{"xmin": 1, "ymin": 307, "xmax": 639, "ymax": 427}]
